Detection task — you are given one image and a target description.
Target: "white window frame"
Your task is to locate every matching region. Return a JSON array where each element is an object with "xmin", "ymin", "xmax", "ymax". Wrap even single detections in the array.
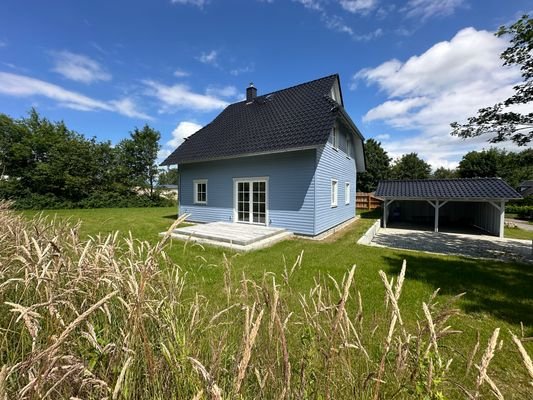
[
  {"xmin": 345, "ymin": 182, "xmax": 351, "ymax": 205},
  {"xmin": 332, "ymin": 125, "xmax": 339, "ymax": 150},
  {"xmin": 331, "ymin": 179, "xmax": 338, "ymax": 207},
  {"xmin": 193, "ymin": 179, "xmax": 208, "ymax": 204}
]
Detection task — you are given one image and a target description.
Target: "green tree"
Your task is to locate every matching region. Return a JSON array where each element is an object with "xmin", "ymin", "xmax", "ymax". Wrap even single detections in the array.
[
  {"xmin": 158, "ymin": 168, "xmax": 179, "ymax": 186},
  {"xmin": 0, "ymin": 109, "xmax": 115, "ymax": 202},
  {"xmin": 390, "ymin": 153, "xmax": 432, "ymax": 179},
  {"xmin": 356, "ymin": 139, "xmax": 391, "ymax": 192},
  {"xmin": 458, "ymin": 148, "xmax": 533, "ymax": 187},
  {"xmin": 116, "ymin": 125, "xmax": 161, "ymax": 197},
  {"xmin": 433, "ymin": 167, "xmax": 458, "ymax": 179},
  {"xmin": 451, "ymin": 15, "xmax": 533, "ymax": 146},
  {"xmin": 458, "ymin": 148, "xmax": 505, "ymax": 179}
]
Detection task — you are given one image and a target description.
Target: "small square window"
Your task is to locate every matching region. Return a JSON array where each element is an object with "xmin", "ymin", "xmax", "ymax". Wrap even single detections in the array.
[
  {"xmin": 345, "ymin": 182, "xmax": 350, "ymax": 205},
  {"xmin": 331, "ymin": 180, "xmax": 338, "ymax": 207},
  {"xmin": 194, "ymin": 180, "xmax": 207, "ymax": 204}
]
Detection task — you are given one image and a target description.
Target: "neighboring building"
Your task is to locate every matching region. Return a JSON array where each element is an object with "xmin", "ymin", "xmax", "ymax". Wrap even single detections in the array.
[
  {"xmin": 161, "ymin": 74, "xmax": 366, "ymax": 236},
  {"xmin": 157, "ymin": 184, "xmax": 178, "ymax": 201},
  {"xmin": 375, "ymin": 178, "xmax": 522, "ymax": 237},
  {"xmin": 517, "ymin": 180, "xmax": 533, "ymax": 197}
]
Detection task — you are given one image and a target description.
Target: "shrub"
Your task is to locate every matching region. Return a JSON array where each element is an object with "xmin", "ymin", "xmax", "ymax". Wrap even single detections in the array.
[
  {"xmin": 0, "ymin": 202, "xmax": 531, "ymax": 399},
  {"xmin": 1, "ymin": 188, "xmax": 176, "ymax": 210},
  {"xmin": 505, "ymin": 205, "xmax": 533, "ymax": 220}
]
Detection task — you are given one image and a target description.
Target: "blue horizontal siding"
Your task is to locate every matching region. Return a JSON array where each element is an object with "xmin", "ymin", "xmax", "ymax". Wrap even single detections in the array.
[
  {"xmin": 314, "ymin": 124, "xmax": 356, "ymax": 235},
  {"xmin": 179, "ymin": 150, "xmax": 316, "ymax": 235}
]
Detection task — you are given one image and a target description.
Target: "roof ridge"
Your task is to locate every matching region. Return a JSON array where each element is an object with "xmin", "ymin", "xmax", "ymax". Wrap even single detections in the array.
[
  {"xmin": 381, "ymin": 177, "xmax": 501, "ymax": 182},
  {"xmin": 232, "ymin": 73, "xmax": 338, "ymax": 104}
]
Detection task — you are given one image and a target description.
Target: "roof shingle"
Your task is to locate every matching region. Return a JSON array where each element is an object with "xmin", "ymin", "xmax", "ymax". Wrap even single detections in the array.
[
  {"xmin": 375, "ymin": 178, "xmax": 522, "ymax": 200},
  {"xmin": 161, "ymin": 74, "xmax": 345, "ymax": 165}
]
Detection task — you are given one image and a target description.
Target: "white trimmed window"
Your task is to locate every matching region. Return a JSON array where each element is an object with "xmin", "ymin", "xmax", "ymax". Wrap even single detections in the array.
[
  {"xmin": 331, "ymin": 179, "xmax": 338, "ymax": 207},
  {"xmin": 332, "ymin": 125, "xmax": 339, "ymax": 149},
  {"xmin": 347, "ymin": 135, "xmax": 353, "ymax": 158},
  {"xmin": 194, "ymin": 179, "xmax": 207, "ymax": 204},
  {"xmin": 345, "ymin": 182, "xmax": 350, "ymax": 205}
]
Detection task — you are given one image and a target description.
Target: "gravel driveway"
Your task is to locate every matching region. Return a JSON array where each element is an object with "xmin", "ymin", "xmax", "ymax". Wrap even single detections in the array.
[{"xmin": 370, "ymin": 228, "xmax": 532, "ymax": 263}]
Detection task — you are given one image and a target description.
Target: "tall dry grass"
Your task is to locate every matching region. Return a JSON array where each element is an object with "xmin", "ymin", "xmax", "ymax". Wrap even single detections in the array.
[{"xmin": 0, "ymin": 201, "xmax": 531, "ymax": 399}]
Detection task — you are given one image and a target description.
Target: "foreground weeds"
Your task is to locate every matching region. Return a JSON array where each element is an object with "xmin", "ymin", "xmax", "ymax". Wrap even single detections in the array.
[{"xmin": 0, "ymin": 202, "xmax": 532, "ymax": 399}]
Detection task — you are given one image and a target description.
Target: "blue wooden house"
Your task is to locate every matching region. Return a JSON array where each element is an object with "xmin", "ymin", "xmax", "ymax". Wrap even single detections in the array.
[{"xmin": 161, "ymin": 74, "xmax": 366, "ymax": 237}]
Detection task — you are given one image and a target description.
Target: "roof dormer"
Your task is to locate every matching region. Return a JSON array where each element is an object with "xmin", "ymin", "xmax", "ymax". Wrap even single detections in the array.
[{"xmin": 330, "ymin": 76, "xmax": 343, "ymax": 106}]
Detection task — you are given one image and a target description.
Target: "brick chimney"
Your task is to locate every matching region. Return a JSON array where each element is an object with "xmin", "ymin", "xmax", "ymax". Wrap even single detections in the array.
[{"xmin": 246, "ymin": 82, "xmax": 257, "ymax": 103}]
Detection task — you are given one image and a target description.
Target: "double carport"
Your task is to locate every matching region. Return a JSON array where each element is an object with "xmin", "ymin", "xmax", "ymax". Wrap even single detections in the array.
[{"xmin": 375, "ymin": 178, "xmax": 522, "ymax": 238}]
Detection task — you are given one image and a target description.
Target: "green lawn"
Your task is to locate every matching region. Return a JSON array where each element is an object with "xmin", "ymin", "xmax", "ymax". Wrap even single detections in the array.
[
  {"xmin": 21, "ymin": 207, "xmax": 533, "ymax": 397},
  {"xmin": 505, "ymin": 226, "xmax": 533, "ymax": 240}
]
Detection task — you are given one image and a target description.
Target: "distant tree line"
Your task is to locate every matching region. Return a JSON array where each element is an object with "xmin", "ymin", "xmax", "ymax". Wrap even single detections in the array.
[
  {"xmin": 357, "ymin": 138, "xmax": 533, "ymax": 193},
  {"xmin": 0, "ymin": 109, "xmax": 176, "ymax": 209}
]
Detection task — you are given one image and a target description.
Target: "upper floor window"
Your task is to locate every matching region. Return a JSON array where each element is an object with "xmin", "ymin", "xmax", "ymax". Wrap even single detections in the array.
[
  {"xmin": 332, "ymin": 126, "xmax": 339, "ymax": 149},
  {"xmin": 194, "ymin": 179, "xmax": 207, "ymax": 204},
  {"xmin": 347, "ymin": 135, "xmax": 353, "ymax": 158}
]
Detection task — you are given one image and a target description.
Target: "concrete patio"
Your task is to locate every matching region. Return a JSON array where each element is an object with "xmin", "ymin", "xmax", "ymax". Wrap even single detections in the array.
[
  {"xmin": 369, "ymin": 227, "xmax": 532, "ymax": 263},
  {"xmin": 165, "ymin": 222, "xmax": 293, "ymax": 251}
]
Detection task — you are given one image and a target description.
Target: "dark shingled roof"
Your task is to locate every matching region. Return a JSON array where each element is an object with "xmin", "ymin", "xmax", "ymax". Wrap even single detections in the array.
[
  {"xmin": 375, "ymin": 178, "xmax": 522, "ymax": 200},
  {"xmin": 161, "ymin": 74, "xmax": 360, "ymax": 165}
]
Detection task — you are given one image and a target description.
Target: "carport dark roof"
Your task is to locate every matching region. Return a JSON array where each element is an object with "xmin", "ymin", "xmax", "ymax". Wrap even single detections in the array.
[
  {"xmin": 161, "ymin": 74, "xmax": 364, "ymax": 165},
  {"xmin": 375, "ymin": 178, "xmax": 522, "ymax": 200}
]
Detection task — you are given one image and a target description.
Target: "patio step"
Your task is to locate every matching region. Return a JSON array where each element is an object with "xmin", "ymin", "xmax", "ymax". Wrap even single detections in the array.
[{"xmin": 165, "ymin": 222, "xmax": 293, "ymax": 251}]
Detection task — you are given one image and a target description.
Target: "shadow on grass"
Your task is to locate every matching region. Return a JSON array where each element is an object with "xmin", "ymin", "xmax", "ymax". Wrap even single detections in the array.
[
  {"xmin": 382, "ymin": 252, "xmax": 533, "ymax": 329},
  {"xmin": 358, "ymin": 208, "xmax": 381, "ymax": 220},
  {"xmin": 162, "ymin": 214, "xmax": 178, "ymax": 220}
]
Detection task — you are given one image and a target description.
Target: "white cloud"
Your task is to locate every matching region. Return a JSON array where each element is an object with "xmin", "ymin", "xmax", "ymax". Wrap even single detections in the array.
[
  {"xmin": 403, "ymin": 0, "xmax": 464, "ymax": 20},
  {"xmin": 363, "ymin": 97, "xmax": 429, "ymax": 122},
  {"xmin": 323, "ymin": 14, "xmax": 354, "ymax": 35},
  {"xmin": 167, "ymin": 121, "xmax": 203, "ymax": 148},
  {"xmin": 293, "ymin": 1, "xmax": 382, "ymax": 41},
  {"xmin": 197, "ymin": 50, "xmax": 218, "ymax": 65},
  {"xmin": 158, "ymin": 148, "xmax": 172, "ymax": 162},
  {"xmin": 355, "ymin": 27, "xmax": 521, "ymax": 168},
  {"xmin": 373, "ymin": 133, "xmax": 390, "ymax": 141},
  {"xmin": 353, "ymin": 28, "xmax": 383, "ymax": 41},
  {"xmin": 51, "ymin": 50, "xmax": 111, "ymax": 84},
  {"xmin": 158, "ymin": 120, "xmax": 203, "ymax": 163},
  {"xmin": 339, "ymin": 0, "xmax": 377, "ymax": 14},
  {"xmin": 109, "ymin": 98, "xmax": 152, "ymax": 120},
  {"xmin": 294, "ymin": 0, "xmax": 323, "ymax": 11},
  {"xmin": 173, "ymin": 68, "xmax": 190, "ymax": 77},
  {"xmin": 143, "ymin": 80, "xmax": 229, "ymax": 112},
  {"xmin": 171, "ymin": 0, "xmax": 208, "ymax": 7},
  {"xmin": 230, "ymin": 64, "xmax": 254, "ymax": 76},
  {"xmin": 206, "ymin": 85, "xmax": 238, "ymax": 99},
  {"xmin": 0, "ymin": 71, "xmax": 150, "ymax": 119}
]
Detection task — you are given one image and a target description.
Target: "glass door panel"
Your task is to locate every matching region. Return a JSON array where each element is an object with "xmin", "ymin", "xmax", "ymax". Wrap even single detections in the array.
[
  {"xmin": 237, "ymin": 181, "xmax": 250, "ymax": 222},
  {"xmin": 236, "ymin": 180, "xmax": 267, "ymax": 225}
]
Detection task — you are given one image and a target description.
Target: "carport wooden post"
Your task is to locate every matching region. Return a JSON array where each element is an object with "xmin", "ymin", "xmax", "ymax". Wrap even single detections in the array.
[
  {"xmin": 426, "ymin": 199, "xmax": 449, "ymax": 233},
  {"xmin": 383, "ymin": 199, "xmax": 392, "ymax": 228},
  {"xmin": 488, "ymin": 200, "xmax": 506, "ymax": 238},
  {"xmin": 499, "ymin": 200, "xmax": 505, "ymax": 238},
  {"xmin": 434, "ymin": 200, "xmax": 439, "ymax": 232}
]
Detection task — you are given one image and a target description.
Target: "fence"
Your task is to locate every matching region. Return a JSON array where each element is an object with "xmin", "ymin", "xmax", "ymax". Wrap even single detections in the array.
[{"xmin": 356, "ymin": 192, "xmax": 382, "ymax": 210}]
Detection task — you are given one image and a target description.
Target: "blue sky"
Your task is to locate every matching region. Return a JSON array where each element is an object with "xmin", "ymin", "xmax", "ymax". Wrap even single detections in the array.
[{"xmin": 0, "ymin": 0, "xmax": 530, "ymax": 168}]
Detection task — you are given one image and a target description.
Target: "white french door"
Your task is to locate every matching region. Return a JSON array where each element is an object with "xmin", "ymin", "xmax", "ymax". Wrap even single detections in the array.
[{"xmin": 234, "ymin": 178, "xmax": 268, "ymax": 225}]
